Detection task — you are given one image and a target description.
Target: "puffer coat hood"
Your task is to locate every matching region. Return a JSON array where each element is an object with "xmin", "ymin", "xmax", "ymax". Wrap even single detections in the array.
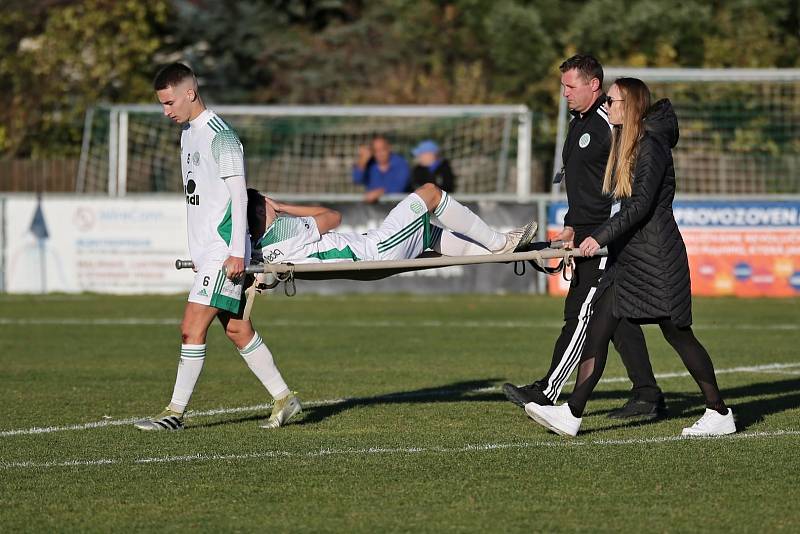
[
  {"xmin": 591, "ymin": 99, "xmax": 693, "ymax": 327},
  {"xmin": 645, "ymin": 99, "xmax": 679, "ymax": 149}
]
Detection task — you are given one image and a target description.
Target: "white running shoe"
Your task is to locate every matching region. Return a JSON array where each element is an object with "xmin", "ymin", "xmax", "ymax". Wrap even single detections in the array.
[
  {"xmin": 524, "ymin": 402, "xmax": 581, "ymax": 437},
  {"xmin": 681, "ymin": 408, "xmax": 736, "ymax": 437},
  {"xmin": 496, "ymin": 220, "xmax": 538, "ymax": 254}
]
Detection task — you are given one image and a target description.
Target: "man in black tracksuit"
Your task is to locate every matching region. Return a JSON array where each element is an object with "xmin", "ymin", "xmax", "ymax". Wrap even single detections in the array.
[{"xmin": 504, "ymin": 55, "xmax": 666, "ymax": 419}]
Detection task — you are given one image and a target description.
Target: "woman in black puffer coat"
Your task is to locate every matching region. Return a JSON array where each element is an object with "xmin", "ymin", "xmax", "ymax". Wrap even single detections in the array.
[
  {"xmin": 592, "ymin": 97, "xmax": 692, "ymax": 327},
  {"xmin": 525, "ymin": 78, "xmax": 735, "ymax": 438}
]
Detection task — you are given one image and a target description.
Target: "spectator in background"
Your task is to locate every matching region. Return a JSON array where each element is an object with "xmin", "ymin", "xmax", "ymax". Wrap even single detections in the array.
[
  {"xmin": 407, "ymin": 140, "xmax": 456, "ymax": 193},
  {"xmin": 352, "ymin": 135, "xmax": 410, "ymax": 203}
]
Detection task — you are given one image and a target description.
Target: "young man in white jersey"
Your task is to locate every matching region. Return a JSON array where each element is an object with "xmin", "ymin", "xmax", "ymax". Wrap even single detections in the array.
[
  {"xmin": 134, "ymin": 63, "xmax": 300, "ymax": 431},
  {"xmin": 247, "ymin": 182, "xmax": 538, "ymax": 268}
]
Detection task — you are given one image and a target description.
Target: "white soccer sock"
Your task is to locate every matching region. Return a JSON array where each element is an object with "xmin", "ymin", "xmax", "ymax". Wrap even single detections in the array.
[
  {"xmin": 168, "ymin": 344, "xmax": 206, "ymax": 413},
  {"xmin": 239, "ymin": 332, "xmax": 290, "ymax": 400},
  {"xmin": 434, "ymin": 229, "xmax": 493, "ymax": 256},
  {"xmin": 433, "ymin": 191, "xmax": 506, "ymax": 252}
]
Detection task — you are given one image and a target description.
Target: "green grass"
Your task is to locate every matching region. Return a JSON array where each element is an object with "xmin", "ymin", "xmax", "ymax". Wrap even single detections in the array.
[{"xmin": 1, "ymin": 293, "xmax": 799, "ymax": 533}]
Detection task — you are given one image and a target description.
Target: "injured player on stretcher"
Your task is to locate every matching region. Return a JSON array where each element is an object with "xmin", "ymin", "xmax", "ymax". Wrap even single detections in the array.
[{"xmin": 247, "ymin": 183, "xmax": 538, "ymax": 267}]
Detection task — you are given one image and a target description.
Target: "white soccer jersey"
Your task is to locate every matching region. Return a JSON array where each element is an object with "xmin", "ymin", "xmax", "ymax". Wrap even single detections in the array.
[
  {"xmin": 255, "ymin": 216, "xmax": 368, "ymax": 264},
  {"xmin": 180, "ymin": 109, "xmax": 248, "ymax": 267}
]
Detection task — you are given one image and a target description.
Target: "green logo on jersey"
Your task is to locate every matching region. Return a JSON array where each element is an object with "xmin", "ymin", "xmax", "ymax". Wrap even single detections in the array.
[
  {"xmin": 197, "ymin": 288, "xmax": 208, "ymax": 297},
  {"xmin": 410, "ymin": 200, "xmax": 425, "ymax": 215},
  {"xmin": 193, "ymin": 152, "xmax": 200, "ymax": 166}
]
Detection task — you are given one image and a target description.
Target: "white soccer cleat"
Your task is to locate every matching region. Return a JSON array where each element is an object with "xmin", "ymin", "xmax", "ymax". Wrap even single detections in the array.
[
  {"xmin": 260, "ymin": 393, "xmax": 302, "ymax": 429},
  {"xmin": 496, "ymin": 220, "xmax": 538, "ymax": 254},
  {"xmin": 525, "ymin": 402, "xmax": 581, "ymax": 437},
  {"xmin": 681, "ymin": 408, "xmax": 736, "ymax": 437}
]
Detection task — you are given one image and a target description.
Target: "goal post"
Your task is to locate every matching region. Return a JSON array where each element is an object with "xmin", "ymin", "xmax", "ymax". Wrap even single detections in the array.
[
  {"xmin": 78, "ymin": 104, "xmax": 533, "ymax": 199},
  {"xmin": 552, "ymin": 68, "xmax": 800, "ymax": 196}
]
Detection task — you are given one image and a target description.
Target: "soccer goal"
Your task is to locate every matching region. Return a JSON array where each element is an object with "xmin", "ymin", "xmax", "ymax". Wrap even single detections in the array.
[
  {"xmin": 552, "ymin": 68, "xmax": 800, "ymax": 195},
  {"xmin": 77, "ymin": 105, "xmax": 532, "ymax": 199}
]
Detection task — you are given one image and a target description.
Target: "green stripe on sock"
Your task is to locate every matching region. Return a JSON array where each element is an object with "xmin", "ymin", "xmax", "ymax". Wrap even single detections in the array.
[
  {"xmin": 240, "ymin": 335, "xmax": 263, "ymax": 356},
  {"xmin": 181, "ymin": 346, "xmax": 205, "ymax": 359},
  {"xmin": 434, "ymin": 192, "xmax": 449, "ymax": 217}
]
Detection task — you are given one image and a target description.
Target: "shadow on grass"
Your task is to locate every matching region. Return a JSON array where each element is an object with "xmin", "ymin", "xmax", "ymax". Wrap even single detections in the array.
[
  {"xmin": 192, "ymin": 376, "xmax": 800, "ymax": 432},
  {"xmin": 192, "ymin": 378, "xmax": 506, "ymax": 429},
  {"xmin": 713, "ymin": 377, "xmax": 800, "ymax": 430},
  {"xmin": 299, "ymin": 378, "xmax": 511, "ymax": 425}
]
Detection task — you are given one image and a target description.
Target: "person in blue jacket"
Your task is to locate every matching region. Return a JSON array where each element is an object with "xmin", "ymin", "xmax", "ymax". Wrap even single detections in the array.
[{"xmin": 352, "ymin": 135, "xmax": 410, "ymax": 203}]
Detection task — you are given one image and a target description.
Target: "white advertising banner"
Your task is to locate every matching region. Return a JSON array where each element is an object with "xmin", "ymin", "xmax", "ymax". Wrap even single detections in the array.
[
  {"xmin": 2, "ymin": 196, "xmax": 547, "ymax": 295},
  {"xmin": 4, "ymin": 196, "xmax": 191, "ymax": 294}
]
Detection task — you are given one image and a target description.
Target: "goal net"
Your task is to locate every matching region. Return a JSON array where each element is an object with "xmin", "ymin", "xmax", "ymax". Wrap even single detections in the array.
[
  {"xmin": 553, "ymin": 68, "xmax": 800, "ymax": 195},
  {"xmin": 77, "ymin": 105, "xmax": 532, "ymax": 197}
]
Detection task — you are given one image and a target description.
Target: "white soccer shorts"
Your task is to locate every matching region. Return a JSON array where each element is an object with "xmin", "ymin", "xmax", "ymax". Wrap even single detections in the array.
[
  {"xmin": 367, "ymin": 193, "xmax": 435, "ymax": 261},
  {"xmin": 187, "ymin": 258, "xmax": 245, "ymax": 314}
]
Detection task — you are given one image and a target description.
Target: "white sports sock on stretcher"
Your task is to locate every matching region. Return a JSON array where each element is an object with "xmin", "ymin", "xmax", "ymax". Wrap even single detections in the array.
[
  {"xmin": 433, "ymin": 191, "xmax": 506, "ymax": 252},
  {"xmin": 239, "ymin": 332, "xmax": 290, "ymax": 400},
  {"xmin": 434, "ymin": 229, "xmax": 493, "ymax": 256},
  {"xmin": 169, "ymin": 344, "xmax": 206, "ymax": 413}
]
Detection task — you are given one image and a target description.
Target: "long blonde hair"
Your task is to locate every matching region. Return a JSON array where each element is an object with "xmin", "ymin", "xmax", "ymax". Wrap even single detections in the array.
[{"xmin": 603, "ymin": 78, "xmax": 651, "ymax": 198}]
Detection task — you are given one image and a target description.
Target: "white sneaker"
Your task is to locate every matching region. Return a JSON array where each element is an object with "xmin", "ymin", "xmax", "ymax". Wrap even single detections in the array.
[
  {"xmin": 682, "ymin": 408, "xmax": 736, "ymax": 437},
  {"xmin": 524, "ymin": 402, "xmax": 581, "ymax": 437},
  {"xmin": 495, "ymin": 220, "xmax": 538, "ymax": 254}
]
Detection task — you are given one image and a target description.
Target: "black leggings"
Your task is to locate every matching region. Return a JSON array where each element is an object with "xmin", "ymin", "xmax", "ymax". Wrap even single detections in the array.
[{"xmin": 567, "ymin": 287, "xmax": 727, "ymax": 417}]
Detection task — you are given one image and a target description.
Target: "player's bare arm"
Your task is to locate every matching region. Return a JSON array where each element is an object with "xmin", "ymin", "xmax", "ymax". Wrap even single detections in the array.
[{"xmin": 267, "ymin": 198, "xmax": 342, "ymax": 234}]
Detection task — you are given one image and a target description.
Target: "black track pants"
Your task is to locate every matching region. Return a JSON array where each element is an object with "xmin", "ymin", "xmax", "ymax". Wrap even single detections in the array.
[{"xmin": 536, "ymin": 256, "xmax": 661, "ymax": 403}]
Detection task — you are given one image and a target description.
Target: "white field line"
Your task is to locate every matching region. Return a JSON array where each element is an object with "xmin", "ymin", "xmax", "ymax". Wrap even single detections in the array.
[
  {"xmin": 747, "ymin": 369, "xmax": 800, "ymax": 376},
  {"xmin": 2, "ymin": 429, "xmax": 799, "ymax": 471},
  {"xmin": 561, "ymin": 362, "xmax": 800, "ymax": 386},
  {"xmin": 0, "ymin": 317, "xmax": 798, "ymax": 331},
  {"xmin": 0, "ymin": 317, "xmax": 181, "ymax": 326},
  {"xmin": 2, "ymin": 362, "xmax": 799, "ymax": 439}
]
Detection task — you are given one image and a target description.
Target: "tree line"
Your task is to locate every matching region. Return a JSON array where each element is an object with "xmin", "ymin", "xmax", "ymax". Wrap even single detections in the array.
[{"xmin": 1, "ymin": 0, "xmax": 797, "ymax": 160}]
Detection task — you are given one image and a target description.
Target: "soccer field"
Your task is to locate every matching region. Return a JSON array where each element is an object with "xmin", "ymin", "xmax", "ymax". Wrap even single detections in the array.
[{"xmin": 1, "ymin": 293, "xmax": 799, "ymax": 532}]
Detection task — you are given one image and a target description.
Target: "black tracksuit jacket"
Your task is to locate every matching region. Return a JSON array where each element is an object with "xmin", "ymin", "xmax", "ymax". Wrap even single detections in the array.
[{"xmin": 561, "ymin": 95, "xmax": 613, "ymax": 245}]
